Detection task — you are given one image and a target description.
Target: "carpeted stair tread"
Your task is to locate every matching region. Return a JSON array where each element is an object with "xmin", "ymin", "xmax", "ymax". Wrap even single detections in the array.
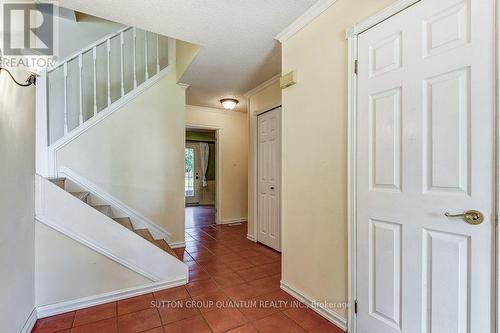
[
  {"xmin": 49, "ymin": 178, "xmax": 66, "ymax": 189},
  {"xmin": 154, "ymin": 239, "xmax": 178, "ymax": 258},
  {"xmin": 92, "ymin": 205, "xmax": 112, "ymax": 217},
  {"xmin": 113, "ymin": 217, "xmax": 134, "ymax": 231},
  {"xmin": 135, "ymin": 229, "xmax": 155, "ymax": 242},
  {"xmin": 70, "ymin": 191, "xmax": 90, "ymax": 202}
]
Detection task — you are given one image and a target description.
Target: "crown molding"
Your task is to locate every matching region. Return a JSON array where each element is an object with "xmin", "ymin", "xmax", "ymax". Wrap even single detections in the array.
[
  {"xmin": 178, "ymin": 83, "xmax": 190, "ymax": 89},
  {"xmin": 244, "ymin": 74, "xmax": 281, "ymax": 98},
  {"xmin": 275, "ymin": 0, "xmax": 338, "ymax": 43}
]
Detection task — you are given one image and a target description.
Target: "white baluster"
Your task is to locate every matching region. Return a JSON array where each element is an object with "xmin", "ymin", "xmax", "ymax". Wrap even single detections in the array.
[
  {"xmin": 63, "ymin": 62, "xmax": 69, "ymax": 135},
  {"xmin": 120, "ymin": 32, "xmax": 125, "ymax": 97},
  {"xmin": 78, "ymin": 54, "xmax": 83, "ymax": 125},
  {"xmin": 133, "ymin": 28, "xmax": 137, "ymax": 88},
  {"xmin": 35, "ymin": 70, "xmax": 50, "ymax": 176},
  {"xmin": 145, "ymin": 30, "xmax": 149, "ymax": 80},
  {"xmin": 107, "ymin": 39, "xmax": 111, "ymax": 107},
  {"xmin": 92, "ymin": 46, "xmax": 97, "ymax": 116},
  {"xmin": 156, "ymin": 34, "xmax": 160, "ymax": 74}
]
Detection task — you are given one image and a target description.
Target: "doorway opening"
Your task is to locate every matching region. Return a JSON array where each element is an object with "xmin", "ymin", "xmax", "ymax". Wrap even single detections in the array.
[{"xmin": 185, "ymin": 127, "xmax": 220, "ymax": 229}]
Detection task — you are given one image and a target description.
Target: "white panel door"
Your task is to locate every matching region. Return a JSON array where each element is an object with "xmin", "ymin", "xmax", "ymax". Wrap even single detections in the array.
[
  {"xmin": 356, "ymin": 0, "xmax": 494, "ymax": 332},
  {"xmin": 257, "ymin": 108, "xmax": 281, "ymax": 251}
]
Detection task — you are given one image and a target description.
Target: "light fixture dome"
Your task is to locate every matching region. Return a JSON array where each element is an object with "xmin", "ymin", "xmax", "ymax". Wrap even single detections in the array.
[{"xmin": 220, "ymin": 98, "xmax": 239, "ymax": 110}]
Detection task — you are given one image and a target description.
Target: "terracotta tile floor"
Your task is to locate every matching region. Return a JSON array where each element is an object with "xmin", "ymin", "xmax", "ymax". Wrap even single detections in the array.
[{"xmin": 32, "ymin": 222, "xmax": 344, "ymax": 333}]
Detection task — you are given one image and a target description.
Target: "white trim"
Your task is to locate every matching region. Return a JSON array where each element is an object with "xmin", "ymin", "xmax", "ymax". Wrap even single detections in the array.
[
  {"xmin": 36, "ymin": 278, "xmax": 187, "ymax": 319},
  {"xmin": 347, "ymin": 32, "xmax": 358, "ymax": 333},
  {"xmin": 58, "ymin": 166, "xmax": 171, "ymax": 242},
  {"xmin": 243, "ymin": 74, "xmax": 281, "ymax": 98},
  {"xmin": 169, "ymin": 241, "xmax": 186, "ymax": 249},
  {"xmin": 20, "ymin": 308, "xmax": 37, "ymax": 333},
  {"xmin": 345, "ymin": 0, "xmax": 420, "ymax": 38},
  {"xmin": 220, "ymin": 217, "xmax": 248, "ymax": 225},
  {"xmin": 495, "ymin": 0, "xmax": 499, "ymax": 331},
  {"xmin": 275, "ymin": 0, "xmax": 338, "ymax": 43},
  {"xmin": 280, "ymin": 281, "xmax": 347, "ymax": 331},
  {"xmin": 36, "ymin": 70, "xmax": 49, "ymax": 177},
  {"xmin": 246, "ymin": 234, "xmax": 256, "ymax": 242},
  {"xmin": 185, "ymin": 123, "xmax": 223, "ymax": 226},
  {"xmin": 36, "ymin": 215, "xmax": 163, "ymax": 282},
  {"xmin": 47, "ymin": 65, "xmax": 175, "ymax": 177}
]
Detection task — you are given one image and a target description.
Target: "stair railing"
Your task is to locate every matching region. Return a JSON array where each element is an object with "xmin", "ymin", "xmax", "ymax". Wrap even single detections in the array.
[{"xmin": 36, "ymin": 26, "xmax": 175, "ymax": 177}]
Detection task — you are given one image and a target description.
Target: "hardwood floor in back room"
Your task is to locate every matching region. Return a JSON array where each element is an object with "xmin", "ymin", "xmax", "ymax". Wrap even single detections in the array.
[
  {"xmin": 185, "ymin": 205, "xmax": 216, "ymax": 229},
  {"xmin": 31, "ymin": 221, "xmax": 344, "ymax": 333}
]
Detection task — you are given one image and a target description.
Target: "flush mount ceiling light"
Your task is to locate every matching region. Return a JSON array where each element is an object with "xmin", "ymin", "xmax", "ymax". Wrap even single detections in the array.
[{"xmin": 220, "ymin": 98, "xmax": 239, "ymax": 110}]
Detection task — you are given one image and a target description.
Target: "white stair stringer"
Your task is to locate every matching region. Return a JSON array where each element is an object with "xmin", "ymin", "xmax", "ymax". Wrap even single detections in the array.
[
  {"xmin": 58, "ymin": 166, "xmax": 174, "ymax": 244},
  {"xmin": 35, "ymin": 174, "xmax": 188, "ymax": 282}
]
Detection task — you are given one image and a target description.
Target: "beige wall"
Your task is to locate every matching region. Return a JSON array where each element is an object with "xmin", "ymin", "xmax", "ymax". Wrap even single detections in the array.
[
  {"xmin": 176, "ymin": 40, "xmax": 201, "ymax": 81},
  {"xmin": 0, "ymin": 70, "xmax": 36, "ymax": 332},
  {"xmin": 246, "ymin": 78, "xmax": 282, "ymax": 238},
  {"xmin": 186, "ymin": 105, "xmax": 248, "ymax": 222},
  {"xmin": 57, "ymin": 69, "xmax": 187, "ymax": 243},
  {"xmin": 280, "ymin": 0, "xmax": 395, "ymax": 321}
]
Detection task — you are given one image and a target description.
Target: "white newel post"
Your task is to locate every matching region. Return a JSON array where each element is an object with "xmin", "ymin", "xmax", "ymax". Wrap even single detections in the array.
[{"xmin": 35, "ymin": 70, "xmax": 50, "ymax": 177}]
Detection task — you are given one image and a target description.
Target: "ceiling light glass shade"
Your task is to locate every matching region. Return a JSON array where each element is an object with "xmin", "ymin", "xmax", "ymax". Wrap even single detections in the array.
[{"xmin": 220, "ymin": 98, "xmax": 239, "ymax": 110}]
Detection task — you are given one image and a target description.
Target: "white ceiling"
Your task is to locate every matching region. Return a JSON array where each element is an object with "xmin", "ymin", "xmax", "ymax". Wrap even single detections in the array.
[{"xmin": 56, "ymin": 0, "xmax": 319, "ymax": 111}]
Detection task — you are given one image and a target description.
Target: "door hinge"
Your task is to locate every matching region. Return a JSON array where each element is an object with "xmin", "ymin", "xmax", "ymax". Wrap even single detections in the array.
[
  {"xmin": 354, "ymin": 60, "xmax": 358, "ymax": 75},
  {"xmin": 354, "ymin": 300, "xmax": 358, "ymax": 314}
]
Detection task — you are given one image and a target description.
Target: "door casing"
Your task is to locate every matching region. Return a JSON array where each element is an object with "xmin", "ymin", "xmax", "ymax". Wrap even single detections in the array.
[
  {"xmin": 185, "ymin": 124, "xmax": 222, "ymax": 225},
  {"xmin": 346, "ymin": 0, "xmax": 499, "ymax": 332}
]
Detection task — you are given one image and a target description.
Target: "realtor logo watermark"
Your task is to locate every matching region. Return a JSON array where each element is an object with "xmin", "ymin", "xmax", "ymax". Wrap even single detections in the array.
[{"xmin": 2, "ymin": 1, "xmax": 58, "ymax": 69}]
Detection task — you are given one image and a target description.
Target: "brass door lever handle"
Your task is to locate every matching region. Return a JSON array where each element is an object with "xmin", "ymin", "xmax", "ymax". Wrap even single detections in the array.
[{"xmin": 444, "ymin": 210, "xmax": 484, "ymax": 225}]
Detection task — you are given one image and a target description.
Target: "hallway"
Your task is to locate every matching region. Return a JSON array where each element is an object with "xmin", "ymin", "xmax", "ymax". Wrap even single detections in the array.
[
  {"xmin": 32, "ymin": 222, "xmax": 343, "ymax": 332},
  {"xmin": 185, "ymin": 206, "xmax": 216, "ymax": 229}
]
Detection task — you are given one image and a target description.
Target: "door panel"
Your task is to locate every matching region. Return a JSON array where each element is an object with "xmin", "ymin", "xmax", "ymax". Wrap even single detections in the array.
[
  {"xmin": 369, "ymin": 87, "xmax": 402, "ymax": 191},
  {"xmin": 424, "ymin": 68, "xmax": 470, "ymax": 193},
  {"xmin": 368, "ymin": 219, "xmax": 402, "ymax": 330},
  {"xmin": 356, "ymin": 0, "xmax": 494, "ymax": 332},
  {"xmin": 257, "ymin": 108, "xmax": 281, "ymax": 251},
  {"xmin": 422, "ymin": 230, "xmax": 469, "ymax": 333}
]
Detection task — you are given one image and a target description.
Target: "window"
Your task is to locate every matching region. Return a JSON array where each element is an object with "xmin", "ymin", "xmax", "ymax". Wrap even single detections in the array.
[{"xmin": 185, "ymin": 148, "xmax": 194, "ymax": 197}]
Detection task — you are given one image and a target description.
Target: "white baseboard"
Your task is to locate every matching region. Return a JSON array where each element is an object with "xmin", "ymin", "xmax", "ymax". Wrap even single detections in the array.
[
  {"xmin": 36, "ymin": 278, "xmax": 187, "ymax": 319},
  {"xmin": 169, "ymin": 241, "xmax": 186, "ymax": 249},
  {"xmin": 247, "ymin": 234, "xmax": 256, "ymax": 242},
  {"xmin": 58, "ymin": 166, "xmax": 171, "ymax": 242},
  {"xmin": 280, "ymin": 280, "xmax": 348, "ymax": 331},
  {"xmin": 20, "ymin": 308, "xmax": 37, "ymax": 333},
  {"xmin": 220, "ymin": 217, "xmax": 248, "ymax": 225}
]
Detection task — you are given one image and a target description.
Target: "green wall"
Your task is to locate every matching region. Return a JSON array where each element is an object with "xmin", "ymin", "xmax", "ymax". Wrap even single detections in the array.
[{"xmin": 186, "ymin": 131, "xmax": 216, "ymax": 181}]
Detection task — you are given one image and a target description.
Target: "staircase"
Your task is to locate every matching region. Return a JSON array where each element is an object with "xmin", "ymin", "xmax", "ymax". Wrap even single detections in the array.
[{"xmin": 49, "ymin": 177, "xmax": 178, "ymax": 258}]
